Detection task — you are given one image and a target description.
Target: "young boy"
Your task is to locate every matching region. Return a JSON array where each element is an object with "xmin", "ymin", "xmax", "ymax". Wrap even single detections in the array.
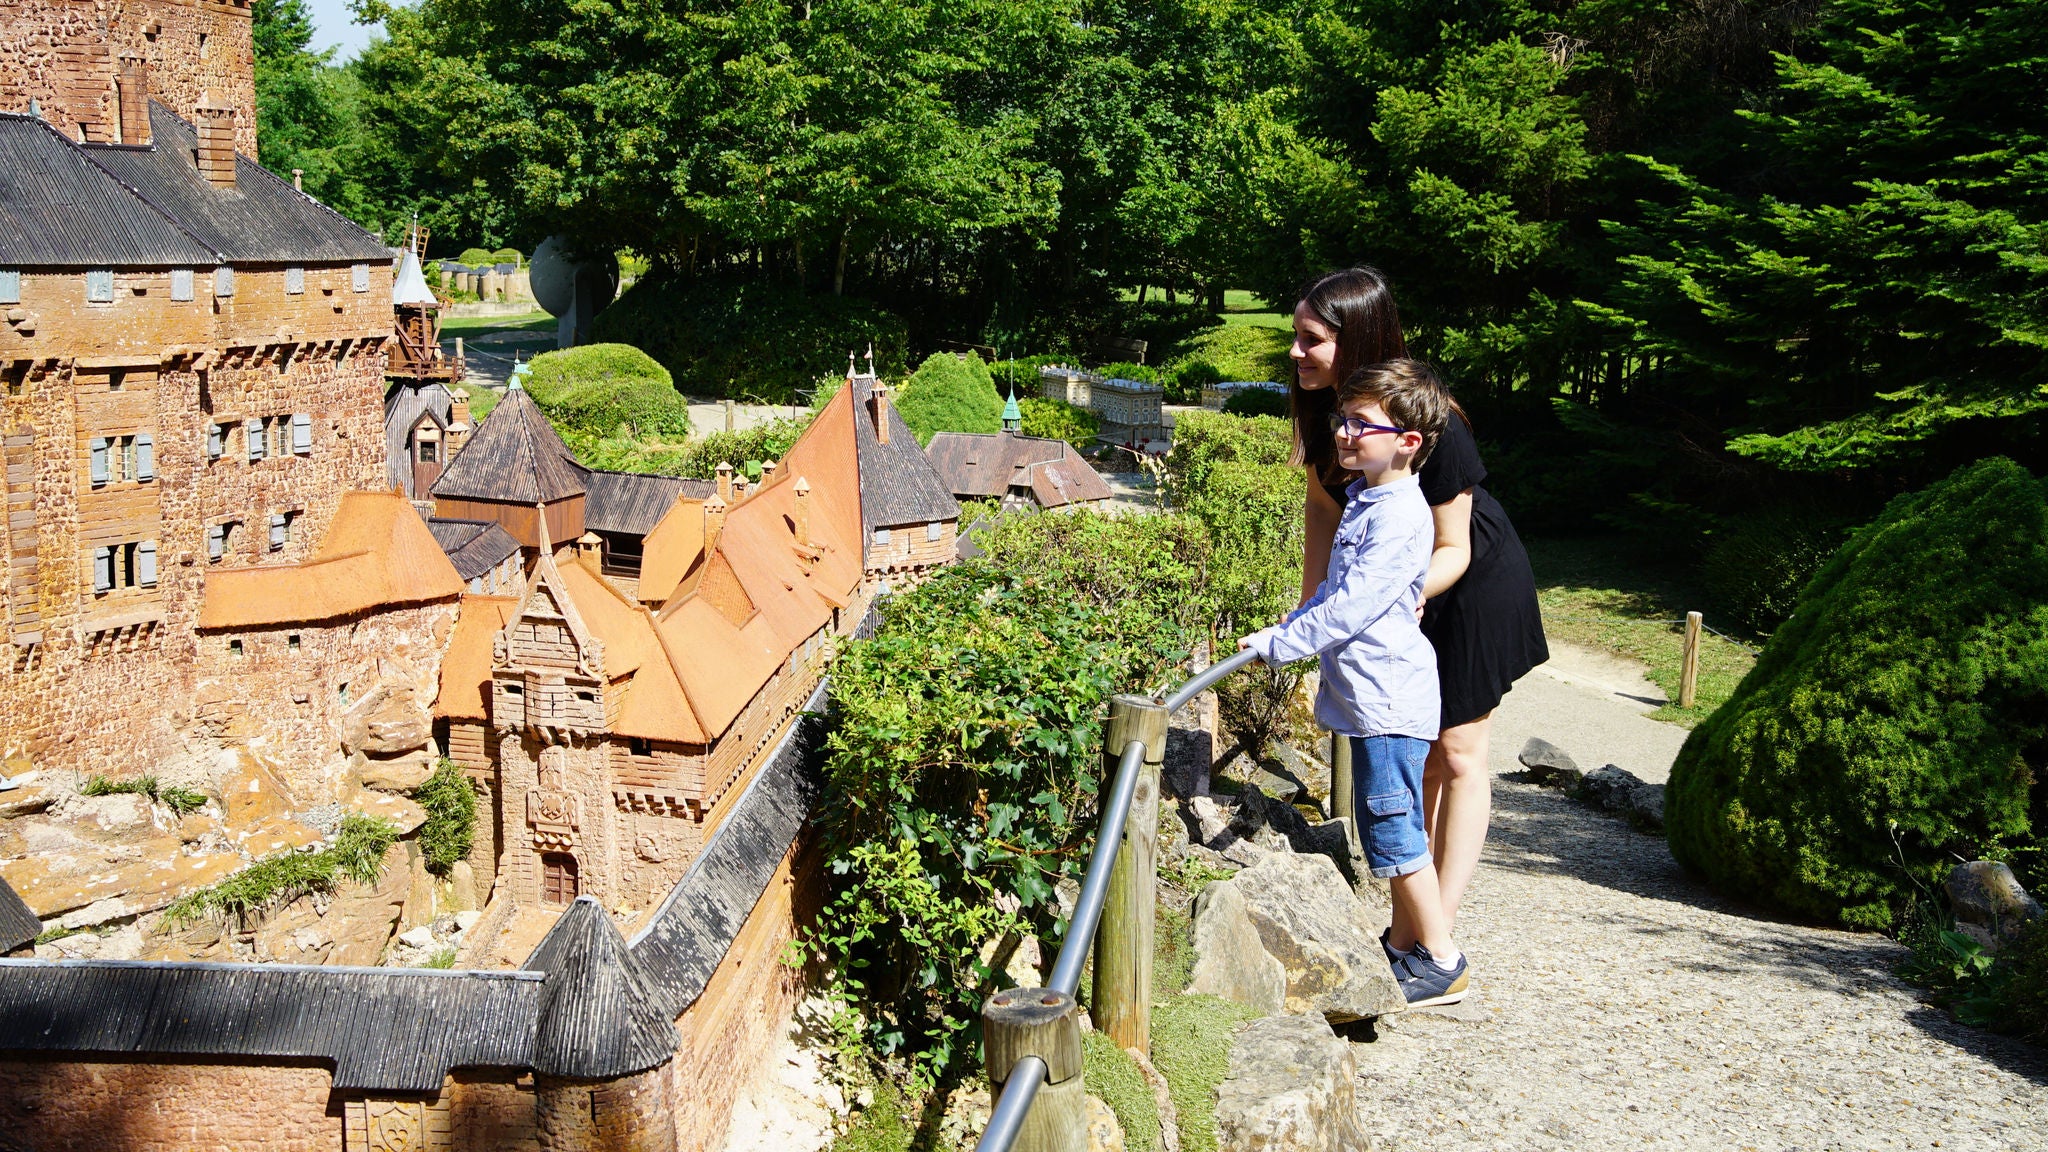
[{"xmin": 1239, "ymin": 359, "xmax": 1467, "ymax": 1006}]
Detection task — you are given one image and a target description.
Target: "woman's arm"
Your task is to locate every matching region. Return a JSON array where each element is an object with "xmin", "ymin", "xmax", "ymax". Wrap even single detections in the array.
[
  {"xmin": 1423, "ymin": 490, "xmax": 1475, "ymax": 600},
  {"xmin": 1302, "ymin": 473, "xmax": 1340, "ymax": 606}
]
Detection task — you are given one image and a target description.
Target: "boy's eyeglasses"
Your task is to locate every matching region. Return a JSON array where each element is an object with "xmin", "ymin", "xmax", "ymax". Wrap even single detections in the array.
[{"xmin": 1327, "ymin": 414, "xmax": 1408, "ymax": 439}]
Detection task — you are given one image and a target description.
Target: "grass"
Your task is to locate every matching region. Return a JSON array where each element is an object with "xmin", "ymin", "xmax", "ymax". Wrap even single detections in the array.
[
  {"xmin": 439, "ymin": 310, "xmax": 553, "ymax": 335},
  {"xmin": 81, "ymin": 774, "xmax": 207, "ymax": 815},
  {"xmin": 1083, "ymin": 1030, "xmax": 1159, "ymax": 1152},
  {"xmin": 415, "ymin": 759, "xmax": 477, "ymax": 875},
  {"xmin": 1525, "ymin": 535, "xmax": 1759, "ymax": 727},
  {"xmin": 1149, "ymin": 995, "xmax": 1260, "ymax": 1152},
  {"xmin": 828, "ymin": 1081, "xmax": 913, "ymax": 1152},
  {"xmin": 161, "ymin": 813, "xmax": 398, "ymax": 926}
]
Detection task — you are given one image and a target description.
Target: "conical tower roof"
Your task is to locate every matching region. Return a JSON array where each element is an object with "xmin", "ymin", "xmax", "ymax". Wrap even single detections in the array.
[
  {"xmin": 1001, "ymin": 389, "xmax": 1022, "ymax": 425},
  {"xmin": 522, "ymin": 897, "xmax": 676, "ymax": 1078},
  {"xmin": 392, "ymin": 248, "xmax": 436, "ymax": 306},
  {"xmin": 430, "ymin": 383, "xmax": 587, "ymax": 504}
]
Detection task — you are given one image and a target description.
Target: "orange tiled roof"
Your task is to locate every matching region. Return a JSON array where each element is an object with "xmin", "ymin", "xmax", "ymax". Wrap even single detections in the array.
[
  {"xmin": 435, "ymin": 595, "xmax": 518, "ymax": 720},
  {"xmin": 198, "ymin": 491, "xmax": 465, "ymax": 629}
]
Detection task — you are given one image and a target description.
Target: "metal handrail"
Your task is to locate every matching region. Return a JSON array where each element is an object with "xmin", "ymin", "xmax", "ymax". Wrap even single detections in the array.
[{"xmin": 976, "ymin": 646, "xmax": 1263, "ymax": 1152}]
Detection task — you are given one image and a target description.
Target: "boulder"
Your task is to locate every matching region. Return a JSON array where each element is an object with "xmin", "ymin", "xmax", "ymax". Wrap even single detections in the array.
[
  {"xmin": 220, "ymin": 748, "xmax": 298, "ymax": 829},
  {"xmin": 51, "ymin": 792, "xmax": 153, "ymax": 833},
  {"xmin": 1163, "ymin": 726, "xmax": 1215, "ymax": 801},
  {"xmin": 1518, "ymin": 737, "xmax": 1580, "ymax": 785},
  {"xmin": 320, "ymin": 843, "xmax": 411, "ymax": 966},
  {"xmin": 1627, "ymin": 783, "xmax": 1666, "ymax": 831},
  {"xmin": 442, "ymin": 861, "xmax": 481, "ymax": 914},
  {"xmin": 1573, "ymin": 764, "xmax": 1643, "ymax": 813},
  {"xmin": 1216, "ymin": 1014, "xmax": 1367, "ymax": 1152},
  {"xmin": 0, "ymin": 783, "xmax": 51, "ymax": 818},
  {"xmin": 1221, "ymin": 851, "xmax": 1403, "ymax": 1023},
  {"xmin": 1269, "ymin": 741, "xmax": 1331, "ymax": 809},
  {"xmin": 1189, "ymin": 788, "xmax": 1365, "ymax": 886},
  {"xmin": 340, "ymin": 685, "xmax": 433, "ymax": 757},
  {"xmin": 1187, "ymin": 880, "xmax": 1287, "ymax": 1014},
  {"xmin": 358, "ymin": 750, "xmax": 435, "ymax": 793},
  {"xmin": 346, "ymin": 788, "xmax": 427, "ymax": 835},
  {"xmin": 1947, "ymin": 861, "xmax": 2043, "ymax": 952}
]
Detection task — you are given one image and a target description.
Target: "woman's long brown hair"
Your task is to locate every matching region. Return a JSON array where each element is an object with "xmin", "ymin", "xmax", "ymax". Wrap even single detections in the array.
[{"xmin": 1290, "ymin": 267, "xmax": 1407, "ymax": 481}]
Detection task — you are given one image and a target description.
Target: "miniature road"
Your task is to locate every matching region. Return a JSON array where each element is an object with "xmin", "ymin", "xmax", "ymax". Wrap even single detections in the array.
[{"xmin": 1353, "ymin": 653, "xmax": 2048, "ymax": 1150}]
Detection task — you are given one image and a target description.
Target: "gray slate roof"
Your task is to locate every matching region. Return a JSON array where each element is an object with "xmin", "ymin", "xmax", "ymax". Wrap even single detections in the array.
[
  {"xmin": 524, "ymin": 900, "xmax": 675, "ymax": 1079},
  {"xmin": 586, "ymin": 470, "xmax": 712, "ymax": 537},
  {"xmin": 0, "ymin": 960, "xmax": 542, "ymax": 1091},
  {"xmin": 846, "ymin": 373, "xmax": 960, "ymax": 533},
  {"xmin": 0, "ymin": 876, "xmax": 38, "ymax": 953},
  {"xmin": 431, "ymin": 386, "xmax": 589, "ymax": 505},
  {"xmin": 427, "ymin": 518, "xmax": 523, "ymax": 582},
  {"xmin": 81, "ymin": 104, "xmax": 390, "ymax": 263},
  {"xmin": 0, "ymin": 113, "xmax": 216, "ymax": 268},
  {"xmin": 384, "ymin": 381, "xmax": 456, "ymax": 497},
  {"xmin": 925, "ymin": 431, "xmax": 1113, "ymax": 507}
]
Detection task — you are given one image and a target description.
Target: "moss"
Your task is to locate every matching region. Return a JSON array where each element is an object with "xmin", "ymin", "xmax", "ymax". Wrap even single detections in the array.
[
  {"xmin": 830, "ymin": 1080, "xmax": 913, "ymax": 1152},
  {"xmin": 1149, "ymin": 995, "xmax": 1259, "ymax": 1152},
  {"xmin": 161, "ymin": 813, "xmax": 398, "ymax": 926},
  {"xmin": 1082, "ymin": 1029, "xmax": 1159, "ymax": 1152},
  {"xmin": 415, "ymin": 759, "xmax": 477, "ymax": 876}
]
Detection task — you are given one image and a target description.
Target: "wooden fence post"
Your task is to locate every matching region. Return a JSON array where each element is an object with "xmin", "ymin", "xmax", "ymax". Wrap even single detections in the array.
[
  {"xmin": 724, "ymin": 397, "xmax": 736, "ymax": 432},
  {"xmin": 1679, "ymin": 611, "xmax": 1703, "ymax": 709},
  {"xmin": 1329, "ymin": 731, "xmax": 1358, "ymax": 857},
  {"xmin": 984, "ymin": 988, "xmax": 1086, "ymax": 1152},
  {"xmin": 1094, "ymin": 693, "xmax": 1170, "ymax": 1057}
]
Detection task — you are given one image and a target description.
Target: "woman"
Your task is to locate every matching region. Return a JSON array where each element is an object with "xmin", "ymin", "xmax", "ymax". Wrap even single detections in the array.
[{"xmin": 1289, "ymin": 267, "xmax": 1548, "ymax": 937}]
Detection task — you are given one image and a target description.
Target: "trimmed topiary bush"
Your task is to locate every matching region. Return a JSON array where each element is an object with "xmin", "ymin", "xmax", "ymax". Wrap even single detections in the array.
[
  {"xmin": 1666, "ymin": 457, "xmax": 2048, "ymax": 931},
  {"xmin": 455, "ymin": 247, "xmax": 496, "ymax": 268},
  {"xmin": 895, "ymin": 351, "xmax": 1003, "ymax": 445},
  {"xmin": 523, "ymin": 343, "xmax": 689, "ymax": 448},
  {"xmin": 1018, "ymin": 396, "xmax": 1100, "ymax": 451},
  {"xmin": 1221, "ymin": 388, "xmax": 1289, "ymax": 419}
]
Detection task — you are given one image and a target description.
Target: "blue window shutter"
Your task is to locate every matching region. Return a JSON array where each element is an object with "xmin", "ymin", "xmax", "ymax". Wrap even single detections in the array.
[
  {"xmin": 246, "ymin": 418, "xmax": 264, "ymax": 460},
  {"xmin": 270, "ymin": 514, "xmax": 286, "ymax": 550},
  {"xmin": 89, "ymin": 437, "xmax": 109, "ymax": 485},
  {"xmin": 215, "ymin": 266, "xmax": 234, "ymax": 297},
  {"xmin": 137, "ymin": 541, "xmax": 157, "ymax": 587},
  {"xmin": 85, "ymin": 270, "xmax": 113, "ymax": 302},
  {"xmin": 207, "ymin": 423, "xmax": 221, "ymax": 460},
  {"xmin": 92, "ymin": 547, "xmax": 112, "ymax": 592},
  {"xmin": 135, "ymin": 432, "xmax": 153, "ymax": 481},
  {"xmin": 0, "ymin": 269, "xmax": 19, "ymax": 304},
  {"xmin": 206, "ymin": 523, "xmax": 224, "ymax": 560},
  {"xmin": 292, "ymin": 413, "xmax": 311, "ymax": 454}
]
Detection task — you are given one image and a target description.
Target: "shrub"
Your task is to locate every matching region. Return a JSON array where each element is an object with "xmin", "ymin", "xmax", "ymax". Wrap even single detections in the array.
[
  {"xmin": 2001, "ymin": 918, "xmax": 2048, "ymax": 1043},
  {"xmin": 569, "ymin": 415, "xmax": 816, "ymax": 479},
  {"xmin": 806, "ymin": 510, "xmax": 1202, "ymax": 1088},
  {"xmin": 895, "ymin": 352, "xmax": 1003, "ymax": 445},
  {"xmin": 1666, "ymin": 458, "xmax": 2048, "ymax": 930},
  {"xmin": 591, "ymin": 271, "xmax": 907, "ymax": 403},
  {"xmin": 1018, "ymin": 397, "xmax": 1100, "ymax": 452},
  {"xmin": 1167, "ymin": 359, "xmax": 1224, "ymax": 403},
  {"xmin": 1221, "ymin": 388, "xmax": 1289, "ymax": 419},
  {"xmin": 523, "ymin": 343, "xmax": 689, "ymax": 451},
  {"xmin": 454, "ymin": 247, "xmax": 496, "ymax": 268},
  {"xmin": 415, "ymin": 759, "xmax": 477, "ymax": 876},
  {"xmin": 1096, "ymin": 361, "xmax": 1160, "ymax": 385},
  {"xmin": 490, "ymin": 247, "xmax": 522, "ymax": 267},
  {"xmin": 162, "ymin": 813, "xmax": 397, "ymax": 926},
  {"xmin": 1162, "ymin": 325, "xmax": 1292, "ymax": 389}
]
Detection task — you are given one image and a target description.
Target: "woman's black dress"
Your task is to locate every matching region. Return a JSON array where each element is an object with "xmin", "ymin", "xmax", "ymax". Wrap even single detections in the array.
[{"xmin": 1414, "ymin": 418, "xmax": 1547, "ymax": 727}]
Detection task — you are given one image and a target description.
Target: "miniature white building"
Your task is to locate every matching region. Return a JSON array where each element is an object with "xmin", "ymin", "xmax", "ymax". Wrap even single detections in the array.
[{"xmin": 1038, "ymin": 365, "xmax": 1166, "ymax": 445}]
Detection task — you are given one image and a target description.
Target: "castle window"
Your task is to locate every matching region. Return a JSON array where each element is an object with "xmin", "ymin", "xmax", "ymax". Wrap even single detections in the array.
[
  {"xmin": 89, "ymin": 433, "xmax": 153, "ymax": 485},
  {"xmin": 287, "ymin": 634, "xmax": 301, "ymax": 652},
  {"xmin": 0, "ymin": 269, "xmax": 18, "ymax": 304},
  {"xmin": 228, "ymin": 638, "xmax": 243, "ymax": 659},
  {"xmin": 872, "ymin": 527, "xmax": 891, "ymax": 545},
  {"xmin": 198, "ymin": 33, "xmax": 209, "ymax": 60},
  {"xmin": 417, "ymin": 438, "xmax": 437, "ymax": 463},
  {"xmin": 170, "ymin": 269, "xmax": 194, "ymax": 301},
  {"xmin": 926, "ymin": 521, "xmax": 942, "ymax": 542},
  {"xmin": 292, "ymin": 412, "xmax": 311, "ymax": 455},
  {"xmin": 215, "ymin": 266, "xmax": 235, "ymax": 298},
  {"xmin": 540, "ymin": 854, "xmax": 579, "ymax": 906},
  {"xmin": 504, "ymin": 683, "xmax": 523, "ymax": 696},
  {"xmin": 85, "ymin": 270, "xmax": 114, "ymax": 303},
  {"xmin": 268, "ymin": 511, "xmax": 297, "ymax": 552},
  {"xmin": 629, "ymin": 738, "xmax": 651, "ymax": 757},
  {"xmin": 206, "ymin": 520, "xmax": 237, "ymax": 561},
  {"xmin": 576, "ymin": 690, "xmax": 594, "ymax": 703},
  {"xmin": 207, "ymin": 422, "xmax": 224, "ymax": 461},
  {"xmin": 245, "ymin": 417, "xmax": 265, "ymax": 460},
  {"xmin": 90, "ymin": 540, "xmax": 155, "ymax": 593},
  {"xmin": 285, "ymin": 267, "xmax": 305, "ymax": 295},
  {"xmin": 3, "ymin": 363, "xmax": 25, "ymax": 396},
  {"xmin": 351, "ymin": 264, "xmax": 369, "ymax": 293}
]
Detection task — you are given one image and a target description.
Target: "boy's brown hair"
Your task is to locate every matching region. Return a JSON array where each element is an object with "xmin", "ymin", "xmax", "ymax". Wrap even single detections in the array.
[{"xmin": 1337, "ymin": 358, "xmax": 1460, "ymax": 469}]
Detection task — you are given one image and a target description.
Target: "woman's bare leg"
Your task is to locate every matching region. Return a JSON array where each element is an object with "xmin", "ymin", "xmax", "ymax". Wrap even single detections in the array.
[{"xmin": 1423, "ymin": 713, "xmax": 1493, "ymax": 926}]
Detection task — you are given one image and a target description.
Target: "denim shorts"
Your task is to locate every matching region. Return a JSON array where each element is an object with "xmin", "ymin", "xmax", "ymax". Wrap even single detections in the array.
[{"xmin": 1348, "ymin": 734, "xmax": 1432, "ymax": 878}]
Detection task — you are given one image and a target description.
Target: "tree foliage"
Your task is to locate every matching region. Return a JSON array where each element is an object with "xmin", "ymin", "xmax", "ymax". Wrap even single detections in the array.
[
  {"xmin": 895, "ymin": 352, "xmax": 1003, "ymax": 444},
  {"xmin": 522, "ymin": 343, "xmax": 690, "ymax": 453},
  {"xmin": 1018, "ymin": 397, "xmax": 1100, "ymax": 452},
  {"xmin": 1666, "ymin": 458, "xmax": 2048, "ymax": 930}
]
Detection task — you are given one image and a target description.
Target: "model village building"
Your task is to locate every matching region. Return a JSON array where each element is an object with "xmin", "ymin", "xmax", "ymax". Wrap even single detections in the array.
[{"xmin": 926, "ymin": 391, "xmax": 1114, "ymax": 511}]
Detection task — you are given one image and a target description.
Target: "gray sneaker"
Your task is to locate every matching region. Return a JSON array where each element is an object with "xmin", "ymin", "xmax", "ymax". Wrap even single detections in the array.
[{"xmin": 1395, "ymin": 943, "xmax": 1469, "ymax": 1007}]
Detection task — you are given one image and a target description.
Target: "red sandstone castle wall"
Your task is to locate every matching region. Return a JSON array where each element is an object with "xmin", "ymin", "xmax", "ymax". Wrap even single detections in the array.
[{"xmin": 0, "ymin": 0, "xmax": 259, "ymax": 154}]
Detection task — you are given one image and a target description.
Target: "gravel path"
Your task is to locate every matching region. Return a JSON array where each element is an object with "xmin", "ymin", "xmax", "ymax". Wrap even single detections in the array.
[{"xmin": 1352, "ymin": 728, "xmax": 2048, "ymax": 1149}]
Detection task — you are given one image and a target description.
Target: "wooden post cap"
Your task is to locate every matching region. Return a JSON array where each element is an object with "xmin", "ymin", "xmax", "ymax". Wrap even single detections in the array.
[
  {"xmin": 1106, "ymin": 694, "xmax": 1170, "ymax": 765},
  {"xmin": 982, "ymin": 987, "xmax": 1084, "ymax": 1086}
]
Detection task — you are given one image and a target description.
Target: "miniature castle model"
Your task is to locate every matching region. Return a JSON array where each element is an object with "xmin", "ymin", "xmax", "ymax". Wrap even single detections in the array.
[{"xmin": 1038, "ymin": 362, "xmax": 1167, "ymax": 446}]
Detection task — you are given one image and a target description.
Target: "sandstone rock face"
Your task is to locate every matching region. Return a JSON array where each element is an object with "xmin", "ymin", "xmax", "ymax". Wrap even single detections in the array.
[
  {"xmin": 0, "ymin": 783, "xmax": 52, "ymax": 818},
  {"xmin": 1222, "ymin": 851, "xmax": 1402, "ymax": 1023},
  {"xmin": 358, "ymin": 749, "xmax": 435, "ymax": 793},
  {"xmin": 346, "ymin": 788, "xmax": 427, "ymax": 835},
  {"xmin": 220, "ymin": 748, "xmax": 299, "ymax": 829},
  {"xmin": 340, "ymin": 686, "xmax": 433, "ymax": 757},
  {"xmin": 1948, "ymin": 860, "xmax": 2044, "ymax": 951},
  {"xmin": 52, "ymin": 792, "xmax": 154, "ymax": 833},
  {"xmin": 320, "ymin": 843, "xmax": 411, "ymax": 966},
  {"xmin": 1217, "ymin": 1013, "xmax": 1366, "ymax": 1152},
  {"xmin": 1187, "ymin": 879, "xmax": 1287, "ymax": 1015}
]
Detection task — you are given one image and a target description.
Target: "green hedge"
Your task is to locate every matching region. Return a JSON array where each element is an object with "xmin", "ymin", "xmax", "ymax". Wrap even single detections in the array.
[
  {"xmin": 1666, "ymin": 458, "xmax": 2048, "ymax": 930},
  {"xmin": 1017, "ymin": 397, "xmax": 1099, "ymax": 451},
  {"xmin": 523, "ymin": 343, "xmax": 690, "ymax": 449},
  {"xmin": 896, "ymin": 352, "xmax": 1003, "ymax": 445},
  {"xmin": 591, "ymin": 272, "xmax": 906, "ymax": 403}
]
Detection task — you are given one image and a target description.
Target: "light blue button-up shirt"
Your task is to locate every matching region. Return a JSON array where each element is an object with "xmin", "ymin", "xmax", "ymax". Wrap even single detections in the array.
[{"xmin": 1247, "ymin": 473, "xmax": 1439, "ymax": 741}]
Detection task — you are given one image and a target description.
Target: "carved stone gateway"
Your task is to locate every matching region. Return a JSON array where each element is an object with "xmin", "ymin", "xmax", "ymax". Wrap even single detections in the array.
[{"xmin": 527, "ymin": 748, "xmax": 582, "ymax": 850}]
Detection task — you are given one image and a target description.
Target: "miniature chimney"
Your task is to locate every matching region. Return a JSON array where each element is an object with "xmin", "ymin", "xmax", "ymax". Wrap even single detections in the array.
[
  {"xmin": 449, "ymin": 388, "xmax": 472, "ymax": 451},
  {"xmin": 576, "ymin": 533, "xmax": 603, "ymax": 571},
  {"xmin": 116, "ymin": 56, "xmax": 150, "ymax": 146},
  {"xmin": 703, "ymin": 493, "xmax": 728, "ymax": 543},
  {"xmin": 732, "ymin": 475, "xmax": 748, "ymax": 500},
  {"xmin": 760, "ymin": 459, "xmax": 777, "ymax": 484},
  {"xmin": 871, "ymin": 382, "xmax": 891, "ymax": 444},
  {"xmin": 292, "ymin": 168, "xmax": 303, "ymax": 191},
  {"xmin": 715, "ymin": 461, "xmax": 733, "ymax": 502},
  {"xmin": 194, "ymin": 98, "xmax": 237, "ymax": 190},
  {"xmin": 792, "ymin": 476, "xmax": 812, "ymax": 545}
]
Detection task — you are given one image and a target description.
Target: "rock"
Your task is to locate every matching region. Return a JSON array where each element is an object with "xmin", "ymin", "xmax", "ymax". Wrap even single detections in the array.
[
  {"xmin": 1187, "ymin": 879, "xmax": 1287, "ymax": 1014},
  {"xmin": 2, "ymin": 842, "xmax": 242, "ymax": 920},
  {"xmin": 398, "ymin": 925, "xmax": 436, "ymax": 949},
  {"xmin": 1221, "ymin": 851, "xmax": 1403, "ymax": 1023},
  {"xmin": 345, "ymin": 788, "xmax": 427, "ymax": 835},
  {"xmin": 340, "ymin": 685, "xmax": 433, "ymax": 757},
  {"xmin": 1085, "ymin": 1094, "xmax": 1125, "ymax": 1152},
  {"xmin": 1190, "ymin": 795, "xmax": 1235, "ymax": 844},
  {"xmin": 176, "ymin": 813, "xmax": 216, "ymax": 843},
  {"xmin": 1269, "ymin": 741, "xmax": 1330, "ymax": 806},
  {"xmin": 1627, "ymin": 783, "xmax": 1666, "ymax": 831},
  {"xmin": 1163, "ymin": 726, "xmax": 1215, "ymax": 801},
  {"xmin": 51, "ymin": 792, "xmax": 152, "ymax": 832},
  {"xmin": 1573, "ymin": 764, "xmax": 1644, "ymax": 813},
  {"xmin": 455, "ymin": 909, "xmax": 483, "ymax": 933},
  {"xmin": 0, "ymin": 784, "xmax": 52, "ymax": 818},
  {"xmin": 220, "ymin": 749, "xmax": 298, "ymax": 829},
  {"xmin": 229, "ymin": 817, "xmax": 323, "ymax": 857},
  {"xmin": 398, "ymin": 847, "xmax": 437, "ymax": 931},
  {"xmin": 1247, "ymin": 764, "xmax": 1302, "ymax": 805},
  {"xmin": 1518, "ymin": 737, "xmax": 1580, "ymax": 785},
  {"xmin": 1216, "ymin": 1014, "xmax": 1367, "ymax": 1152},
  {"xmin": 1947, "ymin": 861, "xmax": 2044, "ymax": 952},
  {"xmin": 358, "ymin": 750, "xmax": 436, "ymax": 793},
  {"xmin": 38, "ymin": 922, "xmax": 145, "ymax": 962},
  {"xmin": 444, "ymin": 861, "xmax": 481, "ymax": 914},
  {"xmin": 319, "ymin": 843, "xmax": 411, "ymax": 966}
]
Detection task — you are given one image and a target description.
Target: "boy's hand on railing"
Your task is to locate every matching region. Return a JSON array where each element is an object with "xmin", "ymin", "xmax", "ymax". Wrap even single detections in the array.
[{"xmin": 1236, "ymin": 632, "xmax": 1268, "ymax": 666}]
